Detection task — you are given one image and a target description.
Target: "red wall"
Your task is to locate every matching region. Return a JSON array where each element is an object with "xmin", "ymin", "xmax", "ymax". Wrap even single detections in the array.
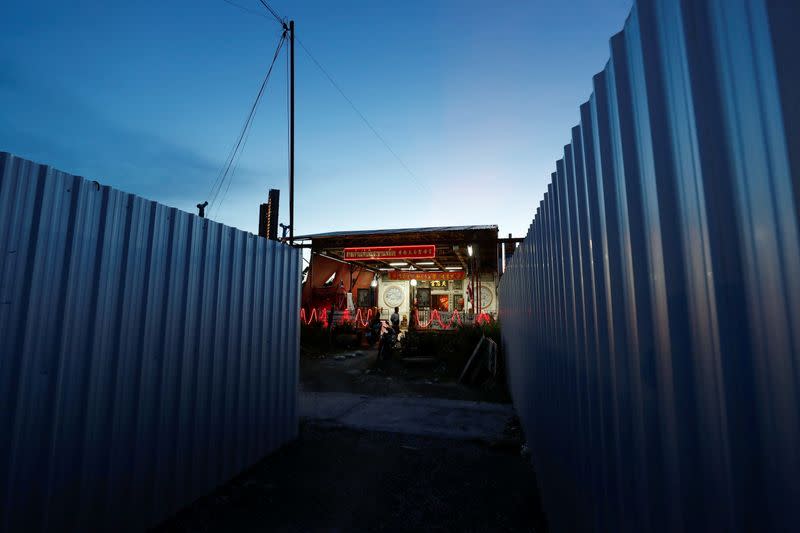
[{"xmin": 302, "ymin": 255, "xmax": 376, "ymax": 312}]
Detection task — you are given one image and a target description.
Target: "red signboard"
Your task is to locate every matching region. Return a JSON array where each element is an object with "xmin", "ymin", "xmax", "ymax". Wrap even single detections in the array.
[
  {"xmin": 388, "ymin": 271, "xmax": 465, "ymax": 281},
  {"xmin": 343, "ymin": 245, "xmax": 436, "ymax": 261}
]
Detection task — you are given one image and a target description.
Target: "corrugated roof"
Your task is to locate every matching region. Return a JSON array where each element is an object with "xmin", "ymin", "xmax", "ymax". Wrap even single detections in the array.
[{"xmin": 295, "ymin": 224, "xmax": 498, "ymax": 240}]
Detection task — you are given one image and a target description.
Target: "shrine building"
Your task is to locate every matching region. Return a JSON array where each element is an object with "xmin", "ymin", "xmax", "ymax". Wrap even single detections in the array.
[{"xmin": 295, "ymin": 225, "xmax": 518, "ymax": 330}]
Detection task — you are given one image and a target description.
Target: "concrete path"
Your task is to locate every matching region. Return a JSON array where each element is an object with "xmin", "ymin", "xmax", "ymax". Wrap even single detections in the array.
[{"xmin": 300, "ymin": 391, "xmax": 515, "ymax": 441}]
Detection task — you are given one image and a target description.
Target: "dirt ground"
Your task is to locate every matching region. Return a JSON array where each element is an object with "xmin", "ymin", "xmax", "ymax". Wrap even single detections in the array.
[
  {"xmin": 153, "ymin": 422, "xmax": 547, "ymax": 532},
  {"xmin": 152, "ymin": 345, "xmax": 546, "ymax": 532},
  {"xmin": 300, "ymin": 347, "xmax": 512, "ymax": 404}
]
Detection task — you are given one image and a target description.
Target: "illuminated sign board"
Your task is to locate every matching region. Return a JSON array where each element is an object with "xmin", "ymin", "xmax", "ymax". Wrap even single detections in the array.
[
  {"xmin": 388, "ymin": 271, "xmax": 465, "ymax": 281},
  {"xmin": 343, "ymin": 245, "xmax": 436, "ymax": 261}
]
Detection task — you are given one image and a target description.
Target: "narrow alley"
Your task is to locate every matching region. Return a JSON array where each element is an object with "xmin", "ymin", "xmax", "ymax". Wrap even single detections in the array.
[{"xmin": 155, "ymin": 360, "xmax": 547, "ymax": 532}]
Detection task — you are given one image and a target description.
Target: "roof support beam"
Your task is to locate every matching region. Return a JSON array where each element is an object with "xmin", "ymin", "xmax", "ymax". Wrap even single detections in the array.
[
  {"xmin": 312, "ymin": 250, "xmax": 381, "ymax": 274},
  {"xmin": 453, "ymin": 246, "xmax": 469, "ymax": 270}
]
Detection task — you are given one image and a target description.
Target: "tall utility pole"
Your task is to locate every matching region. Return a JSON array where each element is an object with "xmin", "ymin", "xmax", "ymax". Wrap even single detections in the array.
[{"xmin": 288, "ymin": 19, "xmax": 295, "ymax": 245}]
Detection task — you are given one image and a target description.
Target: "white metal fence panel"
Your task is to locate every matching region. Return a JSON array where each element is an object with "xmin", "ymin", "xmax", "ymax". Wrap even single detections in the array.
[
  {"xmin": 499, "ymin": 0, "xmax": 799, "ymax": 531},
  {"xmin": 0, "ymin": 152, "xmax": 301, "ymax": 532}
]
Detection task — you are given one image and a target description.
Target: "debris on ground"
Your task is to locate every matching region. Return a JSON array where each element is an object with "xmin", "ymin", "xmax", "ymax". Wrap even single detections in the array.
[
  {"xmin": 301, "ymin": 347, "xmax": 511, "ymax": 403},
  {"xmin": 458, "ymin": 335, "xmax": 498, "ymax": 386}
]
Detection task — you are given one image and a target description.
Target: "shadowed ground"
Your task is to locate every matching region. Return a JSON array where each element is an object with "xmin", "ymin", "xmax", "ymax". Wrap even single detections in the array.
[
  {"xmin": 153, "ymin": 352, "xmax": 547, "ymax": 532},
  {"xmin": 153, "ymin": 421, "xmax": 546, "ymax": 532}
]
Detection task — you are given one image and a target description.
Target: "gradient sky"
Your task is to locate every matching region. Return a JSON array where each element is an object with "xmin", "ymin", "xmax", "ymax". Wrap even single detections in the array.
[{"xmin": 1, "ymin": 0, "xmax": 632, "ymax": 238}]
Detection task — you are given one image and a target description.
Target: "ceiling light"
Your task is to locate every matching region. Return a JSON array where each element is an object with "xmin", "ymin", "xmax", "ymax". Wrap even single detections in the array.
[
  {"xmin": 416, "ymin": 261, "xmax": 435, "ymax": 266},
  {"xmin": 389, "ymin": 262, "xmax": 407, "ymax": 267},
  {"xmin": 445, "ymin": 266, "xmax": 463, "ymax": 270},
  {"xmin": 379, "ymin": 267, "xmax": 394, "ymax": 271},
  {"xmin": 467, "ymin": 245, "xmax": 473, "ymax": 257}
]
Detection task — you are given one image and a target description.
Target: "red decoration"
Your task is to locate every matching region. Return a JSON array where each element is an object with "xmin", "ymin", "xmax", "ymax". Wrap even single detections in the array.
[
  {"xmin": 343, "ymin": 245, "xmax": 436, "ymax": 261},
  {"xmin": 300, "ymin": 307, "xmax": 374, "ymax": 328},
  {"xmin": 415, "ymin": 309, "xmax": 466, "ymax": 330},
  {"xmin": 300, "ymin": 307, "xmax": 490, "ymax": 331},
  {"xmin": 354, "ymin": 308, "xmax": 372, "ymax": 327},
  {"xmin": 475, "ymin": 312, "xmax": 492, "ymax": 325},
  {"xmin": 300, "ymin": 307, "xmax": 329, "ymax": 327},
  {"xmin": 388, "ymin": 270, "xmax": 465, "ymax": 281}
]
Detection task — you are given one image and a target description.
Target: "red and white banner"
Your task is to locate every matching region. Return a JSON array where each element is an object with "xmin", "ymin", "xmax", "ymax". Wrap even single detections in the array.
[
  {"xmin": 388, "ymin": 270, "xmax": 465, "ymax": 281},
  {"xmin": 343, "ymin": 245, "xmax": 436, "ymax": 261}
]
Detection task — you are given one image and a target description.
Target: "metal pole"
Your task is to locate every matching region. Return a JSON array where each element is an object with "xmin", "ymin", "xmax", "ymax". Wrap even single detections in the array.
[{"xmin": 289, "ymin": 19, "xmax": 295, "ymax": 245}]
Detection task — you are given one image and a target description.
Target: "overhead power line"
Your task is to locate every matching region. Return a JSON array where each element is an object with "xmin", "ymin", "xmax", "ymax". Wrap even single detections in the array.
[
  {"xmin": 235, "ymin": 0, "xmax": 429, "ymax": 194},
  {"xmin": 221, "ymin": 0, "xmax": 271, "ymax": 19},
  {"xmin": 206, "ymin": 32, "xmax": 287, "ymax": 216},
  {"xmin": 296, "ymin": 37, "xmax": 430, "ymax": 194},
  {"xmin": 257, "ymin": 0, "xmax": 285, "ymax": 25},
  {"xmin": 217, "ymin": 0, "xmax": 429, "ymax": 211}
]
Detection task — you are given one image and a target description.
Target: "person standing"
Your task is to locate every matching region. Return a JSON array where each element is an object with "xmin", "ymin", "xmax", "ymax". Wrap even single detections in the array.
[
  {"xmin": 390, "ymin": 306, "xmax": 400, "ymax": 334},
  {"xmin": 368, "ymin": 309, "xmax": 382, "ymax": 347}
]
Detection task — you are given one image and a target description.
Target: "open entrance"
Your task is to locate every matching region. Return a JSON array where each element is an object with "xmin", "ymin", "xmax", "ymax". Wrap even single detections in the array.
[
  {"xmin": 297, "ymin": 225, "xmax": 500, "ymax": 331},
  {"xmin": 294, "ymin": 225, "xmax": 509, "ymax": 403}
]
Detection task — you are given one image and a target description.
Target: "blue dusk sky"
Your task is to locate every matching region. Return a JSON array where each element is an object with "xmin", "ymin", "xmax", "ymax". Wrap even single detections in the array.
[{"xmin": 1, "ymin": 0, "xmax": 632, "ymax": 238}]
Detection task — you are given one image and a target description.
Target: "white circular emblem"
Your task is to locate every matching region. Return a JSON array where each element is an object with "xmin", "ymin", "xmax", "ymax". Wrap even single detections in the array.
[
  {"xmin": 480, "ymin": 286, "xmax": 493, "ymax": 309},
  {"xmin": 383, "ymin": 285, "xmax": 405, "ymax": 308}
]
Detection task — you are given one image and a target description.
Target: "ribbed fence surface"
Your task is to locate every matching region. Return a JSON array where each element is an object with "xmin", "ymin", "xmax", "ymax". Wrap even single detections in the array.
[
  {"xmin": 499, "ymin": 1, "xmax": 799, "ymax": 531},
  {"xmin": 0, "ymin": 152, "xmax": 301, "ymax": 532}
]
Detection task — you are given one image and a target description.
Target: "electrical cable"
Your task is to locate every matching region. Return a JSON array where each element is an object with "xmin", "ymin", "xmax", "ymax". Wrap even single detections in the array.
[
  {"xmin": 221, "ymin": 0, "xmax": 271, "ymax": 19},
  {"xmin": 211, "ymin": 35, "xmax": 285, "ymax": 214},
  {"xmin": 214, "ymin": 113, "xmax": 255, "ymax": 217},
  {"xmin": 220, "ymin": 0, "xmax": 430, "ymax": 214},
  {"xmin": 248, "ymin": 0, "xmax": 429, "ymax": 195},
  {"xmin": 257, "ymin": 0, "xmax": 285, "ymax": 25},
  {"xmin": 296, "ymin": 37, "xmax": 430, "ymax": 194},
  {"xmin": 207, "ymin": 32, "xmax": 287, "ymax": 215}
]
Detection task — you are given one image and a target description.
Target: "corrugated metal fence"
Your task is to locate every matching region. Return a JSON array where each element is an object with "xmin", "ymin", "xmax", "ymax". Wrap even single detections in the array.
[
  {"xmin": 498, "ymin": 0, "xmax": 799, "ymax": 531},
  {"xmin": 0, "ymin": 152, "xmax": 301, "ymax": 532}
]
